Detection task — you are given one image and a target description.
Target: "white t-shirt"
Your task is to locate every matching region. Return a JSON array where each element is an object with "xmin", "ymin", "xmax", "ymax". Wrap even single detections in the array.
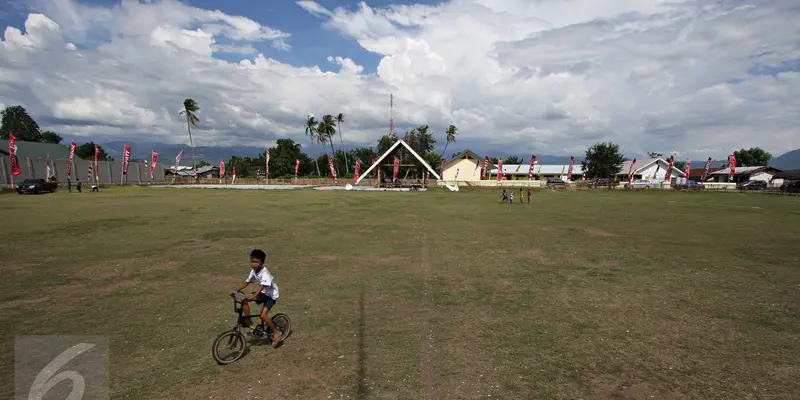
[{"xmin": 246, "ymin": 267, "xmax": 279, "ymax": 300}]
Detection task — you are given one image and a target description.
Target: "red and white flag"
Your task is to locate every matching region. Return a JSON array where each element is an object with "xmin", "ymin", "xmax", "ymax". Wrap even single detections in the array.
[
  {"xmin": 67, "ymin": 140, "xmax": 76, "ymax": 178},
  {"xmin": 393, "ymin": 157, "xmax": 400, "ymax": 182},
  {"xmin": 371, "ymin": 155, "xmax": 377, "ymax": 179},
  {"xmin": 295, "ymin": 159, "xmax": 300, "ymax": 177},
  {"xmin": 175, "ymin": 150, "xmax": 184, "ymax": 173},
  {"xmin": 94, "ymin": 145, "xmax": 100, "ymax": 182},
  {"xmin": 219, "ymin": 159, "xmax": 225, "ymax": 179},
  {"xmin": 88, "ymin": 161, "xmax": 93, "ymax": 183},
  {"xmin": 354, "ymin": 160, "xmax": 361, "ymax": 182},
  {"xmin": 426, "ymin": 170, "xmax": 430, "ymax": 183},
  {"xmin": 45, "ymin": 153, "xmax": 51, "ymax": 181},
  {"xmin": 527, "ymin": 155, "xmax": 537, "ymax": 180},
  {"xmin": 685, "ymin": 158, "xmax": 691, "ymax": 180},
  {"xmin": 664, "ymin": 155, "xmax": 674, "ymax": 181},
  {"xmin": 482, "ymin": 156, "xmax": 489, "ymax": 180},
  {"xmin": 700, "ymin": 157, "xmax": 712, "ymax": 182},
  {"xmin": 122, "ymin": 144, "xmax": 131, "ymax": 176},
  {"xmin": 627, "ymin": 158, "xmax": 637, "ymax": 185},
  {"xmin": 497, "ymin": 158, "xmax": 504, "ymax": 182},
  {"xmin": 328, "ymin": 154, "xmax": 337, "ymax": 181},
  {"xmin": 8, "ymin": 133, "xmax": 21, "ymax": 176},
  {"xmin": 232, "ymin": 167, "xmax": 236, "ymax": 184},
  {"xmin": 729, "ymin": 154, "xmax": 736, "ymax": 180},
  {"xmin": 265, "ymin": 149, "xmax": 270, "ymax": 181},
  {"xmin": 567, "ymin": 156, "xmax": 575, "ymax": 181},
  {"xmin": 151, "ymin": 150, "xmax": 158, "ymax": 179}
]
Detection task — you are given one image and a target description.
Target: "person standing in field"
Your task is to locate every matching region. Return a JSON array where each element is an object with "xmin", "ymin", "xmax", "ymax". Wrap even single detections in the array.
[
  {"xmin": 67, "ymin": 179, "xmax": 72, "ymax": 193},
  {"xmin": 77, "ymin": 180, "xmax": 82, "ymax": 193},
  {"xmin": 509, "ymin": 192, "xmax": 514, "ymax": 204},
  {"xmin": 501, "ymin": 189, "xmax": 508, "ymax": 203},
  {"xmin": 527, "ymin": 188, "xmax": 532, "ymax": 204},
  {"xmin": 519, "ymin": 188, "xmax": 524, "ymax": 204}
]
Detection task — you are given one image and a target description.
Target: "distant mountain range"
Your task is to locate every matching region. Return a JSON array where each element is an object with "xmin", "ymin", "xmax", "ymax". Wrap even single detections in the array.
[{"xmin": 770, "ymin": 149, "xmax": 800, "ymax": 170}]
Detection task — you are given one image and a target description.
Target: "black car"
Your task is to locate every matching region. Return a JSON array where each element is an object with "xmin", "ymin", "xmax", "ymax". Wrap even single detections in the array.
[
  {"xmin": 736, "ymin": 180, "xmax": 767, "ymax": 191},
  {"xmin": 589, "ymin": 178, "xmax": 617, "ymax": 188},
  {"xmin": 546, "ymin": 178, "xmax": 567, "ymax": 189},
  {"xmin": 16, "ymin": 178, "xmax": 57, "ymax": 194},
  {"xmin": 780, "ymin": 180, "xmax": 799, "ymax": 193}
]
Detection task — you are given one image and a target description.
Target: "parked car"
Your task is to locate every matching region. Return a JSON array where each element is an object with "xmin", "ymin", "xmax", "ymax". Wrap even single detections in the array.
[
  {"xmin": 674, "ymin": 180, "xmax": 703, "ymax": 190},
  {"xmin": 736, "ymin": 180, "xmax": 767, "ymax": 191},
  {"xmin": 16, "ymin": 178, "xmax": 57, "ymax": 194},
  {"xmin": 589, "ymin": 178, "xmax": 612, "ymax": 188},
  {"xmin": 626, "ymin": 179, "xmax": 652, "ymax": 189},
  {"xmin": 780, "ymin": 180, "xmax": 799, "ymax": 193},
  {"xmin": 546, "ymin": 178, "xmax": 567, "ymax": 189}
]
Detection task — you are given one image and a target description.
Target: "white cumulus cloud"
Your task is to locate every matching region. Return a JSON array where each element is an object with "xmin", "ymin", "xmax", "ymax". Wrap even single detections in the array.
[{"xmin": 0, "ymin": 0, "xmax": 798, "ymax": 158}]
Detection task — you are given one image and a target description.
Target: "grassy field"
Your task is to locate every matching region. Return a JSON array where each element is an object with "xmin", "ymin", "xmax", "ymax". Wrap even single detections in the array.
[{"xmin": 1, "ymin": 187, "xmax": 798, "ymax": 399}]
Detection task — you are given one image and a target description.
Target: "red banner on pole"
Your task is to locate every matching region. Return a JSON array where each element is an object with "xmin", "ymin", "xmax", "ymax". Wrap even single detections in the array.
[
  {"xmin": 45, "ymin": 152, "xmax": 51, "ymax": 181},
  {"xmin": 8, "ymin": 133, "xmax": 20, "ymax": 176},
  {"xmin": 567, "ymin": 156, "xmax": 575, "ymax": 181},
  {"xmin": 482, "ymin": 156, "xmax": 489, "ymax": 180},
  {"xmin": 354, "ymin": 160, "xmax": 361, "ymax": 182},
  {"xmin": 94, "ymin": 145, "xmax": 100, "ymax": 182},
  {"xmin": 371, "ymin": 155, "xmax": 377, "ymax": 179},
  {"xmin": 151, "ymin": 150, "xmax": 158, "ymax": 179},
  {"xmin": 527, "ymin": 155, "xmax": 537, "ymax": 180},
  {"xmin": 729, "ymin": 154, "xmax": 736, "ymax": 180},
  {"xmin": 122, "ymin": 144, "xmax": 131, "ymax": 175},
  {"xmin": 175, "ymin": 150, "xmax": 183, "ymax": 173},
  {"xmin": 700, "ymin": 157, "xmax": 712, "ymax": 182},
  {"xmin": 627, "ymin": 158, "xmax": 637, "ymax": 185},
  {"xmin": 664, "ymin": 155, "xmax": 674, "ymax": 182},
  {"xmin": 685, "ymin": 158, "xmax": 691, "ymax": 180},
  {"xmin": 67, "ymin": 140, "xmax": 76, "ymax": 178},
  {"xmin": 328, "ymin": 154, "xmax": 337, "ymax": 181},
  {"xmin": 393, "ymin": 157, "xmax": 400, "ymax": 182},
  {"xmin": 497, "ymin": 158, "xmax": 504, "ymax": 182},
  {"xmin": 265, "ymin": 149, "xmax": 270, "ymax": 181},
  {"xmin": 295, "ymin": 159, "xmax": 300, "ymax": 177},
  {"xmin": 219, "ymin": 160, "xmax": 225, "ymax": 179},
  {"xmin": 88, "ymin": 162, "xmax": 93, "ymax": 183}
]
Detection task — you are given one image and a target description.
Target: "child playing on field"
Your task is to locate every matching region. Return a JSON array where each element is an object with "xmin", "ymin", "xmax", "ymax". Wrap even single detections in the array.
[
  {"xmin": 509, "ymin": 192, "xmax": 514, "ymax": 204},
  {"xmin": 527, "ymin": 188, "xmax": 532, "ymax": 204},
  {"xmin": 232, "ymin": 249, "xmax": 283, "ymax": 346},
  {"xmin": 501, "ymin": 189, "xmax": 508, "ymax": 203}
]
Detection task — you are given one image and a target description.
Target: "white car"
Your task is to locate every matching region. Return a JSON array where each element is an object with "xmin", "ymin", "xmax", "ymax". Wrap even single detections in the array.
[{"xmin": 629, "ymin": 179, "xmax": 652, "ymax": 189}]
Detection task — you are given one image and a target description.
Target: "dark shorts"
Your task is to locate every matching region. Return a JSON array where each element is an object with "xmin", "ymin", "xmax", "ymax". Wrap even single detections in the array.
[{"xmin": 254, "ymin": 293, "xmax": 277, "ymax": 311}]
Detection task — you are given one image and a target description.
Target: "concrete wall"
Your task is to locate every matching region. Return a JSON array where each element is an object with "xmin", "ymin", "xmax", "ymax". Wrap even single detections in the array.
[{"xmin": 0, "ymin": 156, "xmax": 165, "ymax": 185}]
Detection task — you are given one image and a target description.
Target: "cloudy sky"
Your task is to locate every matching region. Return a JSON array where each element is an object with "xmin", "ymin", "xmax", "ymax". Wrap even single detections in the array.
[{"xmin": 0, "ymin": 0, "xmax": 798, "ymax": 158}]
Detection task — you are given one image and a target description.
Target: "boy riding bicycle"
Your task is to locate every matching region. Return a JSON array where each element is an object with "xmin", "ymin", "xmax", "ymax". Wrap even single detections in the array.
[{"xmin": 232, "ymin": 249, "xmax": 282, "ymax": 345}]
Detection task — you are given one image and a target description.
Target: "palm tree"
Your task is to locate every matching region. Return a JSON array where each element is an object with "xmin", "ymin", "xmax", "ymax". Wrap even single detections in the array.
[
  {"xmin": 336, "ymin": 113, "xmax": 349, "ymax": 174},
  {"xmin": 318, "ymin": 115, "xmax": 338, "ymax": 174},
  {"xmin": 179, "ymin": 99, "xmax": 200, "ymax": 179},
  {"xmin": 442, "ymin": 124, "xmax": 457, "ymax": 160},
  {"xmin": 304, "ymin": 115, "xmax": 321, "ymax": 176}
]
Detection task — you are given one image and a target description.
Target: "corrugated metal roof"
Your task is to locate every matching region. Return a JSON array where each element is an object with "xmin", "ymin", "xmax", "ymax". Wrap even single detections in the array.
[
  {"xmin": 0, "ymin": 139, "xmax": 72, "ymax": 159},
  {"xmin": 489, "ymin": 164, "xmax": 584, "ymax": 175},
  {"xmin": 616, "ymin": 158, "xmax": 657, "ymax": 175},
  {"xmin": 710, "ymin": 166, "xmax": 778, "ymax": 175}
]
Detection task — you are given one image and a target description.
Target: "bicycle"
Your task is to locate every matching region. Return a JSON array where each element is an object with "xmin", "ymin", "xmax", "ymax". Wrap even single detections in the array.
[{"xmin": 211, "ymin": 291, "xmax": 292, "ymax": 365}]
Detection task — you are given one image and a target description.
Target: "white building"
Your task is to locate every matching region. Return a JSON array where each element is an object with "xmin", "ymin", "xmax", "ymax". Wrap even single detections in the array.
[
  {"xmin": 489, "ymin": 164, "xmax": 584, "ymax": 181},
  {"xmin": 441, "ymin": 150, "xmax": 483, "ymax": 181},
  {"xmin": 709, "ymin": 166, "xmax": 782, "ymax": 185},
  {"xmin": 614, "ymin": 158, "xmax": 685, "ymax": 182}
]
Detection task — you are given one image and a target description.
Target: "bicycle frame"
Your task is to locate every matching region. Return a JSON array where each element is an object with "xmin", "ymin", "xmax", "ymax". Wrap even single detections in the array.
[{"xmin": 230, "ymin": 292, "xmax": 270, "ymax": 333}]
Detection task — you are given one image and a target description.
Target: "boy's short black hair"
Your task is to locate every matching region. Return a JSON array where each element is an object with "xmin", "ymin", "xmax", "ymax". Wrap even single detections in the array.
[{"xmin": 250, "ymin": 249, "xmax": 266, "ymax": 263}]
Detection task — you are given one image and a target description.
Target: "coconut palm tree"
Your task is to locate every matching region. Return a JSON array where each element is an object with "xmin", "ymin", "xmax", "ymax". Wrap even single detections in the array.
[
  {"xmin": 179, "ymin": 98, "xmax": 200, "ymax": 179},
  {"xmin": 304, "ymin": 115, "xmax": 321, "ymax": 176},
  {"xmin": 318, "ymin": 115, "xmax": 338, "ymax": 175},
  {"xmin": 336, "ymin": 113, "xmax": 349, "ymax": 173},
  {"xmin": 442, "ymin": 124, "xmax": 457, "ymax": 160}
]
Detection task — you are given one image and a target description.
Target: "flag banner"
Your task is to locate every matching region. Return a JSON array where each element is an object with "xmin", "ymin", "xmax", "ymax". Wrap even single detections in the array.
[
  {"xmin": 700, "ymin": 157, "xmax": 712, "ymax": 182},
  {"xmin": 729, "ymin": 154, "xmax": 736, "ymax": 179},
  {"xmin": 295, "ymin": 159, "xmax": 300, "ymax": 177},
  {"xmin": 482, "ymin": 156, "xmax": 489, "ymax": 180},
  {"xmin": 122, "ymin": 144, "xmax": 131, "ymax": 176},
  {"xmin": 497, "ymin": 158, "xmax": 504, "ymax": 182},
  {"xmin": 94, "ymin": 145, "xmax": 100, "ymax": 182},
  {"xmin": 685, "ymin": 158, "xmax": 691, "ymax": 180},
  {"xmin": 664, "ymin": 155, "xmax": 674, "ymax": 182},
  {"xmin": 67, "ymin": 140, "xmax": 76, "ymax": 178},
  {"xmin": 175, "ymin": 150, "xmax": 184, "ymax": 174},
  {"xmin": 45, "ymin": 153, "xmax": 51, "ymax": 181},
  {"xmin": 426, "ymin": 170, "xmax": 430, "ymax": 183},
  {"xmin": 328, "ymin": 154, "xmax": 337, "ymax": 180},
  {"xmin": 627, "ymin": 158, "xmax": 637, "ymax": 185},
  {"xmin": 371, "ymin": 155, "xmax": 377, "ymax": 179},
  {"xmin": 8, "ymin": 133, "xmax": 21, "ymax": 176},
  {"xmin": 354, "ymin": 160, "xmax": 361, "ymax": 182},
  {"xmin": 232, "ymin": 167, "xmax": 236, "ymax": 184},
  {"xmin": 151, "ymin": 150, "xmax": 158, "ymax": 179},
  {"xmin": 566, "ymin": 157, "xmax": 574, "ymax": 179},
  {"xmin": 527, "ymin": 155, "xmax": 537, "ymax": 179},
  {"xmin": 265, "ymin": 149, "xmax": 270, "ymax": 181},
  {"xmin": 219, "ymin": 160, "xmax": 225, "ymax": 179},
  {"xmin": 88, "ymin": 161, "xmax": 93, "ymax": 183},
  {"xmin": 393, "ymin": 157, "xmax": 400, "ymax": 182}
]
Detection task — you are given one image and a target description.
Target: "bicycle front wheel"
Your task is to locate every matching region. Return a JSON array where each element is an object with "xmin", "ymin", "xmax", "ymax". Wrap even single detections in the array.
[{"xmin": 212, "ymin": 330, "xmax": 246, "ymax": 365}]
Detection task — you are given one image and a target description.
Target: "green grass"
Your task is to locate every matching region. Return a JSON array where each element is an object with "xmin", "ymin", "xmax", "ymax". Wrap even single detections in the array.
[{"xmin": 1, "ymin": 187, "xmax": 799, "ymax": 399}]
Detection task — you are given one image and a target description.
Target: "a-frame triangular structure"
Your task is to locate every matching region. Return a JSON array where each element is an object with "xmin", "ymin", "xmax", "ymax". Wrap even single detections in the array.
[{"xmin": 355, "ymin": 139, "xmax": 441, "ymax": 185}]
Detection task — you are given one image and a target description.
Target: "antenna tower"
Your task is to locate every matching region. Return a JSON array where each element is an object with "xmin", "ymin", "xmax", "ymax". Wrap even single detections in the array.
[{"xmin": 389, "ymin": 93, "xmax": 395, "ymax": 138}]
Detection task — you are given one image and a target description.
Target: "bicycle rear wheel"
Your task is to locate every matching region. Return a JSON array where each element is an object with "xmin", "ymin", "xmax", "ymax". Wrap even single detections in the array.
[
  {"xmin": 212, "ymin": 330, "xmax": 246, "ymax": 364},
  {"xmin": 272, "ymin": 313, "xmax": 291, "ymax": 337}
]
